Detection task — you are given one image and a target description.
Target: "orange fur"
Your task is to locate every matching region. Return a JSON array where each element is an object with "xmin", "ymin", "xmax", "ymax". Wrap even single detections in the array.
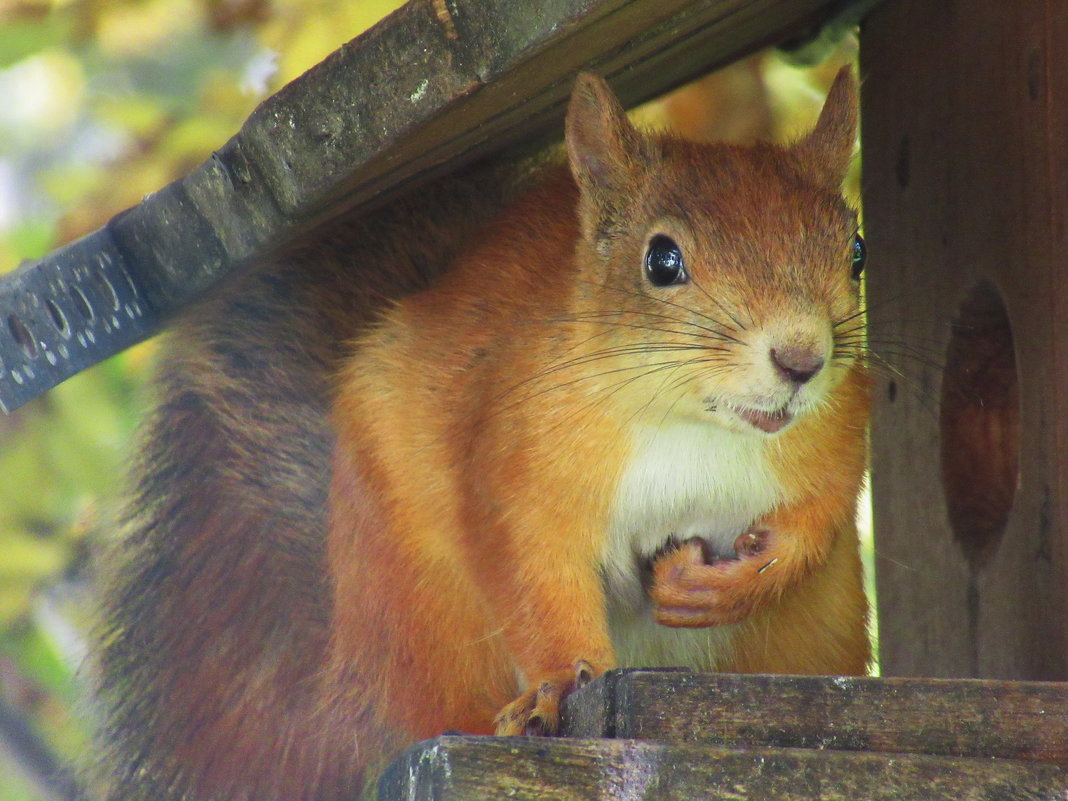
[
  {"xmin": 327, "ymin": 68, "xmax": 871, "ymax": 783},
  {"xmin": 99, "ymin": 69, "xmax": 871, "ymax": 801}
]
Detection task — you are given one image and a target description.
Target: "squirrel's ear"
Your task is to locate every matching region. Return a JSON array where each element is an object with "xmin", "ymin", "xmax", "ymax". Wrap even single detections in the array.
[
  {"xmin": 566, "ymin": 73, "xmax": 652, "ymax": 209},
  {"xmin": 793, "ymin": 66, "xmax": 858, "ymax": 191}
]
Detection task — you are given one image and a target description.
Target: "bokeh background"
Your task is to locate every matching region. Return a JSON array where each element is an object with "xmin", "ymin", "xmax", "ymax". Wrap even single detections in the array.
[{"xmin": 0, "ymin": 2, "xmax": 860, "ymax": 799}]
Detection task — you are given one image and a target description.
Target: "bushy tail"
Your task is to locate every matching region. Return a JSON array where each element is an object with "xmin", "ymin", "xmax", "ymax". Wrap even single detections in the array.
[{"xmin": 92, "ymin": 164, "xmax": 518, "ymax": 801}]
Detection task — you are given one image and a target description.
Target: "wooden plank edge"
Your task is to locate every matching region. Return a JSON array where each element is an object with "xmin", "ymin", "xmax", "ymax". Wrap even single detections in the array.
[
  {"xmin": 377, "ymin": 735, "xmax": 1068, "ymax": 800},
  {"xmin": 563, "ymin": 669, "xmax": 1068, "ymax": 764}
]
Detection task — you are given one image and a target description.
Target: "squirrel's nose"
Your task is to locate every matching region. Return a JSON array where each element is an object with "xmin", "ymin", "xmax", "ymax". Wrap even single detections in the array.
[{"xmin": 770, "ymin": 345, "xmax": 824, "ymax": 385}]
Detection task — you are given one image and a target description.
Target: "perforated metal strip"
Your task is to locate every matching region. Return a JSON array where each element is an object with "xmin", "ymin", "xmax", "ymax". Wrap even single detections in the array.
[{"xmin": 0, "ymin": 230, "xmax": 156, "ymax": 413}]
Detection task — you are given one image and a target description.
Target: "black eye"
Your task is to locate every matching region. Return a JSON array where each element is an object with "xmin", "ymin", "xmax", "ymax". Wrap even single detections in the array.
[
  {"xmin": 645, "ymin": 234, "xmax": 688, "ymax": 287},
  {"xmin": 851, "ymin": 233, "xmax": 867, "ymax": 280}
]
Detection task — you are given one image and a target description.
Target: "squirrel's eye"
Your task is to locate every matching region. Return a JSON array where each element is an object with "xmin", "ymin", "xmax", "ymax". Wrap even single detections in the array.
[
  {"xmin": 851, "ymin": 233, "xmax": 867, "ymax": 281},
  {"xmin": 645, "ymin": 235, "xmax": 688, "ymax": 287}
]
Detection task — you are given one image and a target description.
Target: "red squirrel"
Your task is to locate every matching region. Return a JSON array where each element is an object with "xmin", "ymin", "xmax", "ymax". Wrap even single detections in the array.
[{"xmin": 96, "ymin": 69, "xmax": 870, "ymax": 801}]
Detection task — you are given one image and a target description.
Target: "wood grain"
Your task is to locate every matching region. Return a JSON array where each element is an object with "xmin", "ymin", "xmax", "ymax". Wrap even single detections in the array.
[
  {"xmin": 561, "ymin": 670, "xmax": 1068, "ymax": 763},
  {"xmin": 378, "ymin": 734, "xmax": 1068, "ymax": 800},
  {"xmin": 861, "ymin": 0, "xmax": 1068, "ymax": 678}
]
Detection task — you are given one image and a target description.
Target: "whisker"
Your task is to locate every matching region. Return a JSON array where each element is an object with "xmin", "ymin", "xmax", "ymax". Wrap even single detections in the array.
[
  {"xmin": 840, "ymin": 338, "xmax": 946, "ymax": 362},
  {"xmin": 860, "ymin": 344, "xmax": 947, "ymax": 373},
  {"xmin": 543, "ymin": 313, "xmax": 740, "ymax": 346},
  {"xmin": 833, "ymin": 308, "xmax": 868, "ymax": 330},
  {"xmin": 493, "ymin": 345, "xmax": 713, "ymax": 402},
  {"xmin": 861, "ymin": 354, "xmax": 941, "ymax": 420},
  {"xmin": 502, "ymin": 351, "xmax": 723, "ymax": 409},
  {"xmin": 574, "ymin": 278, "xmax": 745, "ymax": 344},
  {"xmin": 688, "ymin": 274, "xmax": 748, "ymax": 332},
  {"xmin": 532, "ymin": 359, "xmax": 696, "ymax": 430}
]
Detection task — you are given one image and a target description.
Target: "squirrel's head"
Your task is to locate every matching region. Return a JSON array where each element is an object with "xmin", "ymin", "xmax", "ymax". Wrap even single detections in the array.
[{"xmin": 562, "ymin": 69, "xmax": 864, "ymax": 436}]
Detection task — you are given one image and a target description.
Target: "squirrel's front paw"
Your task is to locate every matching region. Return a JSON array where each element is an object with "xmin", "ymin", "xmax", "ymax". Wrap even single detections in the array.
[
  {"xmin": 493, "ymin": 660, "xmax": 597, "ymax": 736},
  {"xmin": 650, "ymin": 528, "xmax": 777, "ymax": 628}
]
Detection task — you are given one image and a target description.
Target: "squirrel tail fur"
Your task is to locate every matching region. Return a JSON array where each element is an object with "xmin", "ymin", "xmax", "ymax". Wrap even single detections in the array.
[{"xmin": 92, "ymin": 166, "xmax": 517, "ymax": 801}]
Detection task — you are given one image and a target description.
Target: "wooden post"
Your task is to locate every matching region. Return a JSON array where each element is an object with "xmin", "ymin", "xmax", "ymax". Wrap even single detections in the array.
[{"xmin": 861, "ymin": 0, "xmax": 1068, "ymax": 678}]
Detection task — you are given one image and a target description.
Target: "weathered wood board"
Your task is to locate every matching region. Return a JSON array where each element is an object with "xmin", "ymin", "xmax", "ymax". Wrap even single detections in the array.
[
  {"xmin": 561, "ymin": 669, "xmax": 1068, "ymax": 763},
  {"xmin": 377, "ymin": 735, "xmax": 1068, "ymax": 800},
  {"xmin": 861, "ymin": 0, "xmax": 1068, "ymax": 677}
]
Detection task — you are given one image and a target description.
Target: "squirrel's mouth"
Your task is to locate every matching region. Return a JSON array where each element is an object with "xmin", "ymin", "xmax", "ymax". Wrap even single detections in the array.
[{"xmin": 734, "ymin": 404, "xmax": 794, "ymax": 434}]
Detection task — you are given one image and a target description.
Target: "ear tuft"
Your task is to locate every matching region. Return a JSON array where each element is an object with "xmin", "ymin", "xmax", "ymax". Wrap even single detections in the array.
[
  {"xmin": 565, "ymin": 73, "xmax": 649, "ymax": 202},
  {"xmin": 793, "ymin": 65, "xmax": 859, "ymax": 191}
]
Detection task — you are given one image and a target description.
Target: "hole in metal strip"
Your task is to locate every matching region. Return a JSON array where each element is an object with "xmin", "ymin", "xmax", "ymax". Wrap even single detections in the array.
[
  {"xmin": 46, "ymin": 299, "xmax": 70, "ymax": 337},
  {"xmin": 118, "ymin": 265, "xmax": 139, "ymax": 298},
  {"xmin": 71, "ymin": 286, "xmax": 94, "ymax": 321},
  {"xmin": 9, "ymin": 315, "xmax": 37, "ymax": 358},
  {"xmin": 94, "ymin": 267, "xmax": 120, "ymax": 311}
]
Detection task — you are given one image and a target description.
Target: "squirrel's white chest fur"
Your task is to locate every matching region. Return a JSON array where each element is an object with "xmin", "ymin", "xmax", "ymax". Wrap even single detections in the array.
[{"xmin": 601, "ymin": 421, "xmax": 782, "ymax": 669}]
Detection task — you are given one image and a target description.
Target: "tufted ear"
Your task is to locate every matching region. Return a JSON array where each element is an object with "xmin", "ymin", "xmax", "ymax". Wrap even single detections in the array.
[
  {"xmin": 793, "ymin": 66, "xmax": 859, "ymax": 191},
  {"xmin": 565, "ymin": 73, "xmax": 654, "ymax": 231}
]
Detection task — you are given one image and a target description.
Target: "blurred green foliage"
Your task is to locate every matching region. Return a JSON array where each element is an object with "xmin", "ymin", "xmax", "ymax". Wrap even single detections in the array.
[
  {"xmin": 0, "ymin": 1, "xmax": 405, "ymax": 798},
  {"xmin": 0, "ymin": 2, "xmax": 864, "ymax": 799}
]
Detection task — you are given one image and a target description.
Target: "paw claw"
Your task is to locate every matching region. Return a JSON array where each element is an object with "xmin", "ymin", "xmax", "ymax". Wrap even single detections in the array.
[
  {"xmin": 494, "ymin": 661, "xmax": 602, "ymax": 737},
  {"xmin": 574, "ymin": 659, "xmax": 594, "ymax": 689},
  {"xmin": 524, "ymin": 713, "xmax": 549, "ymax": 736}
]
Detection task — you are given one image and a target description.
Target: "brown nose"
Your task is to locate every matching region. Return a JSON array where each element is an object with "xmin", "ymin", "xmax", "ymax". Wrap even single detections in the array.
[{"xmin": 770, "ymin": 346, "xmax": 824, "ymax": 385}]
